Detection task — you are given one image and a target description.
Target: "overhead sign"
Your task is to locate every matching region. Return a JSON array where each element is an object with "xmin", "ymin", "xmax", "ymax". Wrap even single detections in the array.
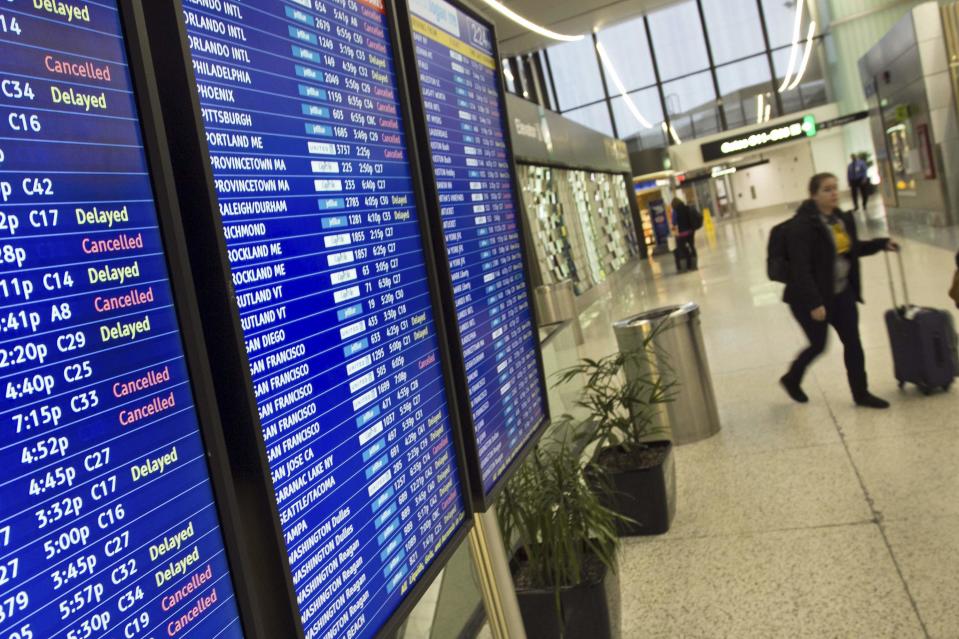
[
  {"xmin": 818, "ymin": 110, "xmax": 870, "ymax": 131},
  {"xmin": 701, "ymin": 115, "xmax": 817, "ymax": 162},
  {"xmin": 506, "ymin": 94, "xmax": 631, "ymax": 172}
]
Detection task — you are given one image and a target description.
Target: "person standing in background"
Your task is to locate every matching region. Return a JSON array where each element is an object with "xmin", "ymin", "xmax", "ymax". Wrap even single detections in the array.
[
  {"xmin": 671, "ymin": 197, "xmax": 698, "ymax": 272},
  {"xmin": 847, "ymin": 154, "xmax": 869, "ymax": 211}
]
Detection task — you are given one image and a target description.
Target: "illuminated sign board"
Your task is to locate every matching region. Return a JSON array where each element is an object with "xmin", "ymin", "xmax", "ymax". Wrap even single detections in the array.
[
  {"xmin": 0, "ymin": 2, "xmax": 247, "ymax": 637},
  {"xmin": 174, "ymin": 0, "xmax": 471, "ymax": 637},
  {"xmin": 701, "ymin": 115, "xmax": 817, "ymax": 162},
  {"xmin": 402, "ymin": 0, "xmax": 549, "ymax": 506}
]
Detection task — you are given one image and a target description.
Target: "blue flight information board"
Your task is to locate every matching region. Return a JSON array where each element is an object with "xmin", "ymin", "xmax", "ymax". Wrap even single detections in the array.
[
  {"xmin": 0, "ymin": 2, "xmax": 246, "ymax": 639},
  {"xmin": 178, "ymin": 0, "xmax": 468, "ymax": 637},
  {"xmin": 408, "ymin": 0, "xmax": 547, "ymax": 496}
]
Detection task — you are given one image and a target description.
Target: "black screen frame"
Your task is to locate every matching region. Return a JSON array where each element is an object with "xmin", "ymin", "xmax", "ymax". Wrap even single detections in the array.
[
  {"xmin": 139, "ymin": 1, "xmax": 476, "ymax": 638},
  {"xmin": 393, "ymin": 0, "xmax": 552, "ymax": 511},
  {"xmin": 115, "ymin": 1, "xmax": 260, "ymax": 635}
]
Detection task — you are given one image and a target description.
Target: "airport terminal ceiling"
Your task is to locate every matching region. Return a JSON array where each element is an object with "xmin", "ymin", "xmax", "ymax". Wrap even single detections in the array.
[{"xmin": 469, "ymin": 0, "xmax": 680, "ymax": 55}]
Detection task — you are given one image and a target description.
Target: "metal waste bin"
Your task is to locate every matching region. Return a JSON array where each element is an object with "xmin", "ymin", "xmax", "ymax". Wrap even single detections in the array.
[
  {"xmin": 534, "ymin": 279, "xmax": 583, "ymax": 345},
  {"xmin": 614, "ymin": 303, "xmax": 721, "ymax": 445},
  {"xmin": 534, "ymin": 279, "xmax": 576, "ymax": 326}
]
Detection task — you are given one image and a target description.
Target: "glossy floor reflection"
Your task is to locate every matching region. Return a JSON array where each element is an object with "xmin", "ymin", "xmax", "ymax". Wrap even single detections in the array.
[{"xmin": 566, "ymin": 199, "xmax": 959, "ymax": 638}]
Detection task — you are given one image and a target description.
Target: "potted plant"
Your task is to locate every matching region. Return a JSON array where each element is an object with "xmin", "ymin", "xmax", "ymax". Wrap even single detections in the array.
[
  {"xmin": 554, "ymin": 335, "xmax": 677, "ymax": 537},
  {"xmin": 498, "ymin": 436, "xmax": 623, "ymax": 639}
]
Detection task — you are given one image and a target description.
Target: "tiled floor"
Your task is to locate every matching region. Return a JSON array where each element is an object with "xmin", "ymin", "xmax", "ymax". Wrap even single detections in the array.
[{"xmin": 568, "ymin": 200, "xmax": 959, "ymax": 638}]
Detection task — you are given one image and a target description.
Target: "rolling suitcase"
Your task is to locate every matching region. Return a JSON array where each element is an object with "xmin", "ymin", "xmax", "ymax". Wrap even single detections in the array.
[{"xmin": 884, "ymin": 253, "xmax": 959, "ymax": 395}]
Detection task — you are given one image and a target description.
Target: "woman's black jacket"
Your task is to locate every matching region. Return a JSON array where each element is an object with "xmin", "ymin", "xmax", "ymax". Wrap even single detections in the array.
[{"xmin": 783, "ymin": 200, "xmax": 889, "ymax": 312}]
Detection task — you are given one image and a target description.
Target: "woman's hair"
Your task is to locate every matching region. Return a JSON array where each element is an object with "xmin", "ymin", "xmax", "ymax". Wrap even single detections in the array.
[
  {"xmin": 671, "ymin": 197, "xmax": 684, "ymax": 209},
  {"xmin": 808, "ymin": 172, "xmax": 837, "ymax": 196}
]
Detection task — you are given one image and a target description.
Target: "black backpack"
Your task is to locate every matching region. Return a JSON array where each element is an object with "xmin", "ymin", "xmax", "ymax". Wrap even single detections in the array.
[
  {"xmin": 688, "ymin": 207, "xmax": 704, "ymax": 230},
  {"xmin": 767, "ymin": 217, "xmax": 794, "ymax": 283}
]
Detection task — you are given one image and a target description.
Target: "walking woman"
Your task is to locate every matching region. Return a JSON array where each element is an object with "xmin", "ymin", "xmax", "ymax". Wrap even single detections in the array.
[{"xmin": 780, "ymin": 173, "xmax": 899, "ymax": 409}]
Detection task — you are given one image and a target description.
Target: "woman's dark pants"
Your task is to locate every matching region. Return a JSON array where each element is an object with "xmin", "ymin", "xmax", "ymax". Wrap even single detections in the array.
[{"xmin": 785, "ymin": 288, "xmax": 869, "ymax": 399}]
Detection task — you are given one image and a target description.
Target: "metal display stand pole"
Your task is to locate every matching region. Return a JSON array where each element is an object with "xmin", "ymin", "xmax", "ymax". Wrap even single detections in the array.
[{"xmin": 469, "ymin": 511, "xmax": 528, "ymax": 639}]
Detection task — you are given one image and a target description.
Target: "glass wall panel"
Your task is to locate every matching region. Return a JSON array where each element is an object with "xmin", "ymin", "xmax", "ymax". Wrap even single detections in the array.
[
  {"xmin": 596, "ymin": 16, "xmax": 657, "ymax": 92},
  {"xmin": 502, "ymin": 60, "xmax": 517, "ymax": 94},
  {"xmin": 565, "ymin": 101, "xmax": 615, "ymax": 137},
  {"xmin": 647, "ymin": 0, "xmax": 709, "ymax": 81},
  {"xmin": 534, "ymin": 0, "xmax": 827, "ymax": 143},
  {"xmin": 520, "ymin": 55, "xmax": 540, "ymax": 104},
  {"xmin": 538, "ymin": 51, "xmax": 558, "ymax": 110},
  {"xmin": 772, "ymin": 43, "xmax": 827, "ymax": 114},
  {"xmin": 701, "ymin": 0, "xmax": 765, "ymax": 65},
  {"xmin": 762, "ymin": 0, "xmax": 805, "ymax": 48},
  {"xmin": 662, "ymin": 70, "xmax": 718, "ymax": 140},
  {"xmin": 611, "ymin": 87, "xmax": 666, "ymax": 148},
  {"xmin": 716, "ymin": 54, "xmax": 775, "ymax": 129},
  {"xmin": 545, "ymin": 38, "xmax": 606, "ymax": 110}
]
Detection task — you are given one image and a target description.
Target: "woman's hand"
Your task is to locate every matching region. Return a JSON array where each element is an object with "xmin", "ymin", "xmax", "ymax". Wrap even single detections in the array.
[
  {"xmin": 885, "ymin": 240, "xmax": 900, "ymax": 252},
  {"xmin": 811, "ymin": 306, "xmax": 827, "ymax": 322}
]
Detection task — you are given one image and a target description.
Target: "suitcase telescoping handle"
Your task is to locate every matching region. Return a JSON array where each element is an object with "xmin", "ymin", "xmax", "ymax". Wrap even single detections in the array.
[{"xmin": 884, "ymin": 249, "xmax": 911, "ymax": 310}]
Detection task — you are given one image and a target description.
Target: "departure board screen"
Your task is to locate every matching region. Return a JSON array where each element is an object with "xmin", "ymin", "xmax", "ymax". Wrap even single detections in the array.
[
  {"xmin": 179, "ymin": 0, "xmax": 468, "ymax": 637},
  {"xmin": 0, "ymin": 2, "xmax": 246, "ymax": 639},
  {"xmin": 408, "ymin": 0, "xmax": 547, "ymax": 496}
]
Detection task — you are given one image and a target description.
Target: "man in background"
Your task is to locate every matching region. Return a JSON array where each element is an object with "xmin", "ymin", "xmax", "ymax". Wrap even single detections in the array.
[{"xmin": 847, "ymin": 154, "xmax": 869, "ymax": 211}]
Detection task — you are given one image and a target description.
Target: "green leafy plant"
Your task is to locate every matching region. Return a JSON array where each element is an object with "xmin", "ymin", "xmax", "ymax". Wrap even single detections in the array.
[
  {"xmin": 497, "ymin": 435, "xmax": 622, "ymax": 596},
  {"xmin": 554, "ymin": 330, "xmax": 676, "ymax": 463}
]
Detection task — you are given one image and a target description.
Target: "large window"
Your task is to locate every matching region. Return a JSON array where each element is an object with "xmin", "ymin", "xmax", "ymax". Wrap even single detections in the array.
[
  {"xmin": 716, "ymin": 54, "xmax": 776, "ymax": 129},
  {"xmin": 762, "ymin": 0, "xmax": 804, "ymax": 48},
  {"xmin": 544, "ymin": 38, "xmax": 606, "ymax": 111},
  {"xmin": 772, "ymin": 44, "xmax": 828, "ymax": 114},
  {"xmin": 502, "ymin": 60, "xmax": 516, "ymax": 94},
  {"xmin": 538, "ymin": 51, "xmax": 558, "ymax": 110},
  {"xmin": 596, "ymin": 16, "xmax": 657, "ymax": 92},
  {"xmin": 611, "ymin": 87, "xmax": 665, "ymax": 146},
  {"xmin": 662, "ymin": 71, "xmax": 718, "ymax": 139},
  {"xmin": 528, "ymin": 0, "xmax": 829, "ymax": 149},
  {"xmin": 700, "ymin": 0, "xmax": 765, "ymax": 65},
  {"xmin": 646, "ymin": 0, "xmax": 710, "ymax": 80},
  {"xmin": 564, "ymin": 102, "xmax": 615, "ymax": 137}
]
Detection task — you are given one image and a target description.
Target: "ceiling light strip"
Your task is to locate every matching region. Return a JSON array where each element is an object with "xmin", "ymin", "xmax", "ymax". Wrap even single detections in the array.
[
  {"xmin": 787, "ymin": 22, "xmax": 817, "ymax": 91},
  {"xmin": 778, "ymin": 0, "xmax": 806, "ymax": 92},
  {"xmin": 476, "ymin": 0, "xmax": 584, "ymax": 42}
]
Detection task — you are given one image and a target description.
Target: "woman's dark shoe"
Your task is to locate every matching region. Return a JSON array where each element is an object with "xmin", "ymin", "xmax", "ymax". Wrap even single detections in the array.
[
  {"xmin": 855, "ymin": 393, "xmax": 890, "ymax": 409},
  {"xmin": 780, "ymin": 375, "xmax": 809, "ymax": 403}
]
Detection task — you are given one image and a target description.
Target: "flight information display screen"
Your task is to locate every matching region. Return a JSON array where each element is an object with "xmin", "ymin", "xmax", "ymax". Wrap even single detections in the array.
[
  {"xmin": 0, "ymin": 2, "xmax": 246, "ymax": 638},
  {"xmin": 179, "ymin": 0, "xmax": 468, "ymax": 637},
  {"xmin": 408, "ymin": 0, "xmax": 547, "ymax": 496}
]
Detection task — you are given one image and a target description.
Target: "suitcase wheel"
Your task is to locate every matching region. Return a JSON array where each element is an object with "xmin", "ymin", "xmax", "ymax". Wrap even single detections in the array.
[
  {"xmin": 898, "ymin": 380, "xmax": 906, "ymax": 390},
  {"xmin": 920, "ymin": 385, "xmax": 934, "ymax": 396}
]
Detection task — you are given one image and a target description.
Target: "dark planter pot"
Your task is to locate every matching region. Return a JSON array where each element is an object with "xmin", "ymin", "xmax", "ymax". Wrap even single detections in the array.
[
  {"xmin": 513, "ymin": 553, "xmax": 620, "ymax": 639},
  {"xmin": 590, "ymin": 441, "xmax": 676, "ymax": 537}
]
